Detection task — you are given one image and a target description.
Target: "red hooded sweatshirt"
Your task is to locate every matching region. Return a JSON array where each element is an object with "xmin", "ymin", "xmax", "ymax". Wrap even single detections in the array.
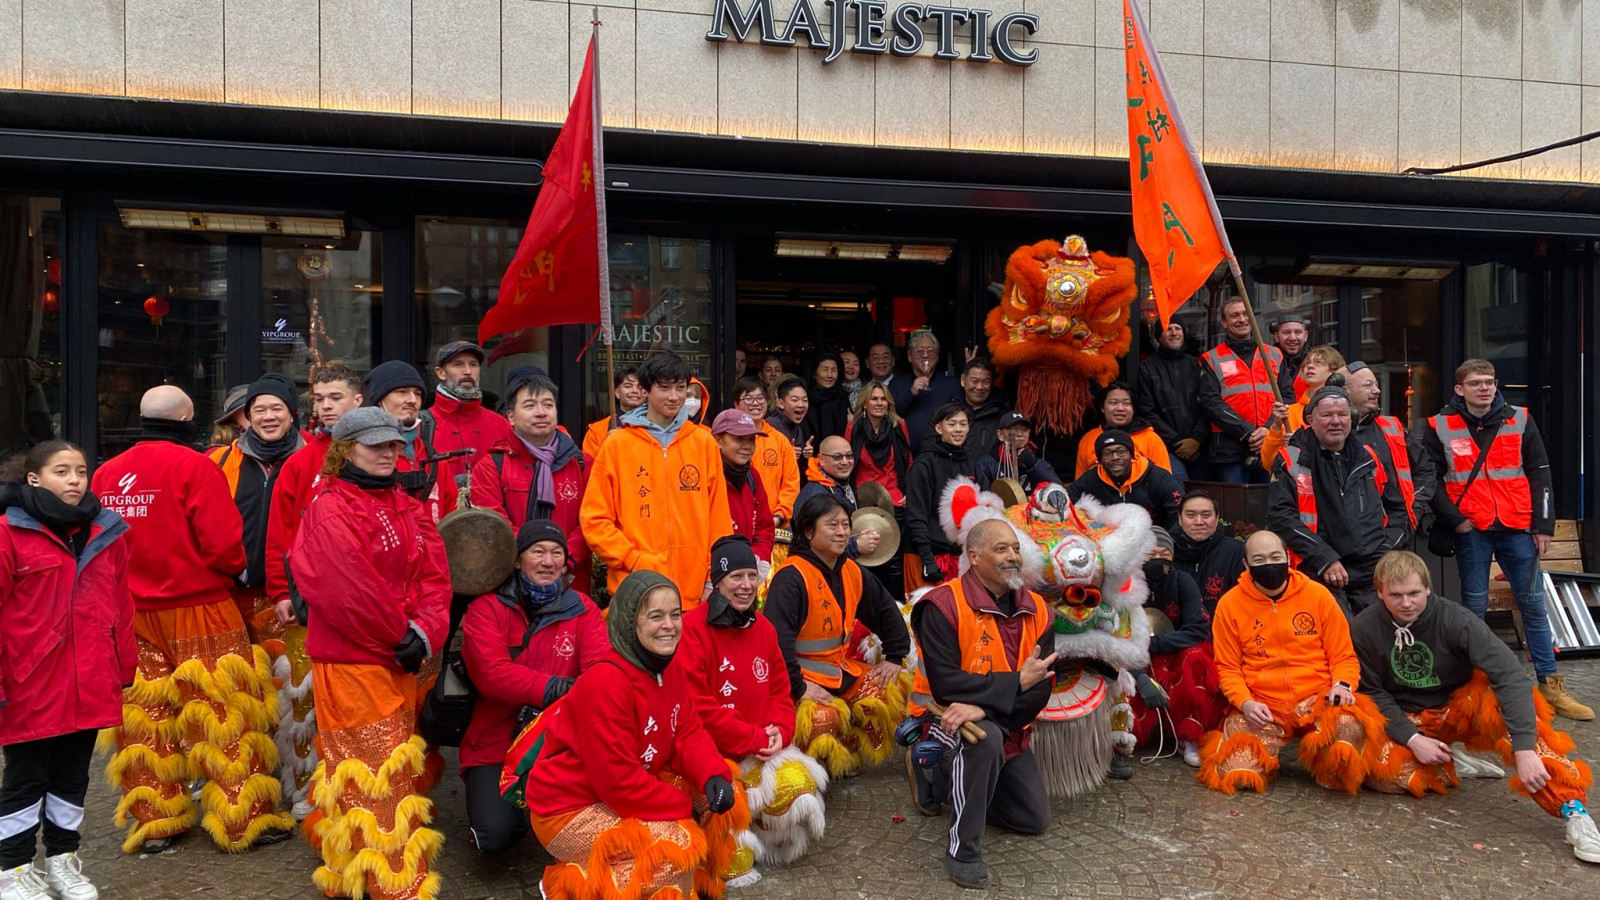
[
  {"xmin": 288, "ymin": 477, "xmax": 451, "ymax": 666},
  {"xmin": 468, "ymin": 431, "xmax": 592, "ymax": 592},
  {"xmin": 264, "ymin": 430, "xmax": 333, "ymax": 605},
  {"xmin": 524, "ymin": 650, "xmax": 726, "ymax": 821},
  {"xmin": 676, "ymin": 601, "xmax": 796, "ymax": 757},
  {"xmin": 92, "ymin": 439, "xmax": 246, "ymax": 611}
]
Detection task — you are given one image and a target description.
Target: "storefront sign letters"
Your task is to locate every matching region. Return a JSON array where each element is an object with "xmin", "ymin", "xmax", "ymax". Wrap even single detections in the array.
[{"xmin": 706, "ymin": 0, "xmax": 1039, "ymax": 67}]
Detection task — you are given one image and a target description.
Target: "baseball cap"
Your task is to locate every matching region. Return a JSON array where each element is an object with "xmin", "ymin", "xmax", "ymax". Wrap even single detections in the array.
[
  {"xmin": 998, "ymin": 411, "xmax": 1031, "ymax": 430},
  {"xmin": 711, "ymin": 409, "xmax": 761, "ymax": 437},
  {"xmin": 435, "ymin": 340, "xmax": 485, "ymax": 367}
]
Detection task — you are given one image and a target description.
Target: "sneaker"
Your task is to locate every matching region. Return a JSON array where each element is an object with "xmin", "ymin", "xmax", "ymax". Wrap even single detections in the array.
[
  {"xmin": 904, "ymin": 750, "xmax": 942, "ymax": 817},
  {"xmin": 0, "ymin": 865, "xmax": 52, "ymax": 900},
  {"xmin": 41, "ymin": 853, "xmax": 98, "ymax": 900},
  {"xmin": 1180, "ymin": 740, "xmax": 1201, "ymax": 768},
  {"xmin": 140, "ymin": 833, "xmax": 181, "ymax": 854},
  {"xmin": 1107, "ymin": 754, "xmax": 1133, "ymax": 780},
  {"xmin": 1450, "ymin": 747, "xmax": 1505, "ymax": 779},
  {"xmin": 1539, "ymin": 675, "xmax": 1596, "ymax": 721},
  {"xmin": 944, "ymin": 855, "xmax": 990, "ymax": 890},
  {"xmin": 292, "ymin": 798, "xmax": 316, "ymax": 820},
  {"xmin": 1568, "ymin": 811, "xmax": 1600, "ymax": 864},
  {"xmin": 252, "ymin": 827, "xmax": 296, "ymax": 848}
]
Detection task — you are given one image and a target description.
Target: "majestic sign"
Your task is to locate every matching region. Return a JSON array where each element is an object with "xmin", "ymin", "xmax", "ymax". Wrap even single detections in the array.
[{"xmin": 706, "ymin": 0, "xmax": 1040, "ymax": 67}]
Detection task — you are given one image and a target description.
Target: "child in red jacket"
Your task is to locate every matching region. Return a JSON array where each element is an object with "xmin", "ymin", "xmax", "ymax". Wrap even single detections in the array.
[
  {"xmin": 679, "ymin": 536, "xmax": 828, "ymax": 886},
  {"xmin": 0, "ymin": 442, "xmax": 131, "ymax": 899}
]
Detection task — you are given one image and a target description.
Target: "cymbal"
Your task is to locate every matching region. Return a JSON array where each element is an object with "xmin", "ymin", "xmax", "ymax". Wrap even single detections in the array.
[
  {"xmin": 991, "ymin": 477, "xmax": 1027, "ymax": 508},
  {"xmin": 851, "ymin": 506, "xmax": 901, "ymax": 568},
  {"xmin": 1145, "ymin": 607, "xmax": 1174, "ymax": 635},
  {"xmin": 856, "ymin": 480, "xmax": 896, "ymax": 514}
]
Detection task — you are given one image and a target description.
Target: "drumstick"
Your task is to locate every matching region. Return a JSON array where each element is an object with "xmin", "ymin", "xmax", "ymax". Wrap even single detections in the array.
[{"xmin": 924, "ymin": 701, "xmax": 983, "ymax": 744}]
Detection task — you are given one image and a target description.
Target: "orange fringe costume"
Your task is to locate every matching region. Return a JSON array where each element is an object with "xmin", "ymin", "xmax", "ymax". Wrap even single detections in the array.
[
  {"xmin": 1365, "ymin": 671, "xmax": 1592, "ymax": 815},
  {"xmin": 1198, "ymin": 693, "xmax": 1386, "ymax": 795},
  {"xmin": 303, "ymin": 663, "xmax": 443, "ymax": 900},
  {"xmin": 793, "ymin": 671, "xmax": 912, "ymax": 781},
  {"xmin": 101, "ymin": 601, "xmax": 295, "ymax": 852}
]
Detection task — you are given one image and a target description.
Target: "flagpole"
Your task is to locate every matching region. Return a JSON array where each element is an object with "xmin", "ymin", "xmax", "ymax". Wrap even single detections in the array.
[{"xmin": 591, "ymin": 7, "xmax": 616, "ymax": 421}]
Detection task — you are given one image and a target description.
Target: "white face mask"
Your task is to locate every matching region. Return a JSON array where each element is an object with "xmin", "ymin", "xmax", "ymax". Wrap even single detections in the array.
[{"xmin": 684, "ymin": 396, "xmax": 702, "ymax": 419}]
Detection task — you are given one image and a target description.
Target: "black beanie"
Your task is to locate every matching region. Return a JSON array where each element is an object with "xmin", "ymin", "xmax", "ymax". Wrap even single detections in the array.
[
  {"xmin": 365, "ymin": 361, "xmax": 427, "ymax": 406},
  {"xmin": 1096, "ymin": 429, "xmax": 1136, "ymax": 459},
  {"xmin": 1307, "ymin": 384, "xmax": 1350, "ymax": 413},
  {"xmin": 709, "ymin": 535, "xmax": 759, "ymax": 584},
  {"xmin": 245, "ymin": 373, "xmax": 299, "ymax": 423},
  {"xmin": 516, "ymin": 519, "xmax": 568, "ymax": 556}
]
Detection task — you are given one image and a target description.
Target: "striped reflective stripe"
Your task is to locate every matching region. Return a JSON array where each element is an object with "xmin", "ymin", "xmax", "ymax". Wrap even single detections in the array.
[
  {"xmin": 794, "ymin": 636, "xmax": 844, "ymax": 653},
  {"xmin": 798, "ymin": 657, "xmax": 842, "ymax": 679},
  {"xmin": 1433, "ymin": 413, "xmax": 1526, "ymax": 482},
  {"xmin": 909, "ymin": 690, "xmax": 934, "ymax": 711},
  {"xmin": 1487, "ymin": 467, "xmax": 1527, "ymax": 479},
  {"xmin": 1281, "ymin": 446, "xmax": 1318, "ymax": 529},
  {"xmin": 1375, "ymin": 419, "xmax": 1414, "ymax": 485}
]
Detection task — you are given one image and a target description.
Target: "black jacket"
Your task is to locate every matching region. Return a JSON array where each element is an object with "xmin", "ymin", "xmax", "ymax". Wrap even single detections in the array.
[
  {"xmin": 1276, "ymin": 348, "xmax": 1307, "ymax": 400},
  {"xmin": 1171, "ymin": 531, "xmax": 1244, "ymax": 616},
  {"xmin": 763, "ymin": 544, "xmax": 912, "ymax": 701},
  {"xmin": 1136, "ymin": 345, "xmax": 1209, "ymax": 450},
  {"xmin": 1067, "ymin": 461, "xmax": 1183, "ymax": 531},
  {"xmin": 1197, "ymin": 336, "xmax": 1275, "ymax": 466},
  {"xmin": 1143, "ymin": 566, "xmax": 1211, "ymax": 657},
  {"xmin": 1268, "ymin": 427, "xmax": 1410, "ymax": 582},
  {"xmin": 1353, "ymin": 412, "xmax": 1437, "ymax": 537},
  {"xmin": 1420, "ymin": 393, "xmax": 1554, "ymax": 535},
  {"xmin": 976, "ymin": 447, "xmax": 1062, "ymax": 495},
  {"xmin": 960, "ymin": 396, "xmax": 1009, "ymax": 461},
  {"xmin": 904, "ymin": 436, "xmax": 979, "ymax": 560}
]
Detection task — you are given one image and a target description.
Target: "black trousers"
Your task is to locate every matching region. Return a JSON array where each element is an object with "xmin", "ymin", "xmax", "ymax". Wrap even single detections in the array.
[
  {"xmin": 932, "ymin": 720, "xmax": 1051, "ymax": 863},
  {"xmin": 462, "ymin": 764, "xmax": 527, "ymax": 856},
  {"xmin": 0, "ymin": 729, "xmax": 98, "ymax": 868}
]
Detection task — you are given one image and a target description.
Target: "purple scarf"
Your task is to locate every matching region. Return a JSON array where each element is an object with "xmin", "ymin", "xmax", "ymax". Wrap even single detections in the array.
[{"xmin": 520, "ymin": 433, "xmax": 559, "ymax": 513}]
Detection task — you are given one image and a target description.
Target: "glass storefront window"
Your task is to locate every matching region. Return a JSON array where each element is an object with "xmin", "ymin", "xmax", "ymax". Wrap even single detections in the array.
[
  {"xmin": 261, "ymin": 233, "xmax": 381, "ymax": 400},
  {"xmin": 0, "ymin": 196, "xmax": 63, "ymax": 451},
  {"xmin": 1464, "ymin": 263, "xmax": 1530, "ymax": 407},
  {"xmin": 1254, "ymin": 284, "xmax": 1339, "ymax": 351},
  {"xmin": 1354, "ymin": 282, "xmax": 1443, "ymax": 428},
  {"xmin": 585, "ymin": 234, "xmax": 713, "ymax": 422},
  {"xmin": 416, "ymin": 216, "xmax": 545, "ymax": 410},
  {"xmin": 96, "ymin": 225, "xmax": 228, "ymax": 460}
]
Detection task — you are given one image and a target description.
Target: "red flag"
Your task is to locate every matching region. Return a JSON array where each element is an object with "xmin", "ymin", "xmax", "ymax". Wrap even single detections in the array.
[
  {"xmin": 1124, "ymin": 0, "xmax": 1231, "ymax": 326},
  {"xmin": 481, "ymin": 28, "xmax": 611, "ymax": 344}
]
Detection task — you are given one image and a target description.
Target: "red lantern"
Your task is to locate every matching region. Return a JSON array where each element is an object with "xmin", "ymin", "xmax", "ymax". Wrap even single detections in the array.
[
  {"xmin": 144, "ymin": 295, "xmax": 170, "ymax": 326},
  {"xmin": 45, "ymin": 259, "xmax": 60, "ymax": 285},
  {"xmin": 42, "ymin": 289, "xmax": 58, "ymax": 313}
]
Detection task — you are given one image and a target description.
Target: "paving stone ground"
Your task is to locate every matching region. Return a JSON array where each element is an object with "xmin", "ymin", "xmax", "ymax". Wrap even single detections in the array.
[{"xmin": 36, "ymin": 658, "xmax": 1600, "ymax": 899}]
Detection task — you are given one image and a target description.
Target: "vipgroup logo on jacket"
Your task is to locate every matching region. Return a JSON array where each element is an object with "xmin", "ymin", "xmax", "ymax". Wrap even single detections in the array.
[{"xmin": 100, "ymin": 473, "xmax": 158, "ymax": 518}]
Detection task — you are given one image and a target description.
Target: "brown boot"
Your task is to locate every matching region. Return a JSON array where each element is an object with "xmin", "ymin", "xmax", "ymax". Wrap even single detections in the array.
[{"xmin": 1540, "ymin": 674, "xmax": 1596, "ymax": 721}]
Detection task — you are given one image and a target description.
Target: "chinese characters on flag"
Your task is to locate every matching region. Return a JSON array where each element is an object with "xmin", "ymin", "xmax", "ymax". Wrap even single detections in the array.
[
  {"xmin": 481, "ymin": 26, "xmax": 611, "ymax": 344},
  {"xmin": 1124, "ymin": 0, "xmax": 1232, "ymax": 326}
]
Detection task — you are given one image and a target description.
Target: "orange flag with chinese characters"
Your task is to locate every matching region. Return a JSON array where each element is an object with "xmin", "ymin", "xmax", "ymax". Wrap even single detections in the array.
[
  {"xmin": 482, "ymin": 28, "xmax": 610, "ymax": 344},
  {"xmin": 1124, "ymin": 0, "xmax": 1231, "ymax": 326}
]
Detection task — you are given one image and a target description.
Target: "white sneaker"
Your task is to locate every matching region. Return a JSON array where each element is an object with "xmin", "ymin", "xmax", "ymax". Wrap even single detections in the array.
[
  {"xmin": 1450, "ymin": 747, "xmax": 1505, "ymax": 779},
  {"xmin": 42, "ymin": 852, "xmax": 98, "ymax": 900},
  {"xmin": 1568, "ymin": 811, "xmax": 1600, "ymax": 864},
  {"xmin": 1180, "ymin": 740, "xmax": 1201, "ymax": 768},
  {"xmin": 292, "ymin": 797, "xmax": 316, "ymax": 820},
  {"xmin": 0, "ymin": 865, "xmax": 52, "ymax": 900}
]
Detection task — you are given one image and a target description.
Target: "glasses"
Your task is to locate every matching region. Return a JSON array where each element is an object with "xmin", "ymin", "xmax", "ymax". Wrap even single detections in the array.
[
  {"xmin": 1100, "ymin": 447, "xmax": 1133, "ymax": 459},
  {"xmin": 821, "ymin": 452, "xmax": 854, "ymax": 461},
  {"xmin": 1462, "ymin": 378, "xmax": 1497, "ymax": 389},
  {"xmin": 739, "ymin": 394, "xmax": 765, "ymax": 405}
]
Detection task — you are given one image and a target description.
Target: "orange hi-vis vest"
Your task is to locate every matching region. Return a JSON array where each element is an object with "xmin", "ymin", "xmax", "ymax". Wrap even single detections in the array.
[
  {"xmin": 908, "ymin": 578, "xmax": 1054, "ymax": 717},
  {"xmin": 1278, "ymin": 442, "xmax": 1387, "ymax": 564},
  {"xmin": 1370, "ymin": 415, "xmax": 1417, "ymax": 528},
  {"xmin": 1203, "ymin": 342, "xmax": 1283, "ymax": 432},
  {"xmin": 1430, "ymin": 408, "xmax": 1533, "ymax": 530},
  {"xmin": 785, "ymin": 555, "xmax": 866, "ymax": 690},
  {"xmin": 207, "ymin": 441, "xmax": 247, "ymax": 495}
]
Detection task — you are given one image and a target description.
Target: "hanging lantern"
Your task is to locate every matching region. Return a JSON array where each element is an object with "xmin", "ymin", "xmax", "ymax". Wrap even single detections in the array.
[
  {"xmin": 42, "ymin": 289, "xmax": 59, "ymax": 313},
  {"xmin": 46, "ymin": 259, "xmax": 61, "ymax": 285},
  {"xmin": 143, "ymin": 294, "xmax": 170, "ymax": 326}
]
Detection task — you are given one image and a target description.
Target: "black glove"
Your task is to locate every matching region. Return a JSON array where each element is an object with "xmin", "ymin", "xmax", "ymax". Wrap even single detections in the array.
[
  {"xmin": 921, "ymin": 558, "xmax": 943, "ymax": 582},
  {"xmin": 704, "ymin": 775, "xmax": 735, "ymax": 814},
  {"xmin": 541, "ymin": 676, "xmax": 575, "ymax": 708},
  {"xmin": 394, "ymin": 629, "xmax": 428, "ymax": 674},
  {"xmin": 1133, "ymin": 670, "xmax": 1168, "ymax": 710}
]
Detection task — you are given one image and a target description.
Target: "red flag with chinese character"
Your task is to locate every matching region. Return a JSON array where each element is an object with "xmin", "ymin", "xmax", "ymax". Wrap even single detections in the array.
[
  {"xmin": 1124, "ymin": 0, "xmax": 1232, "ymax": 326},
  {"xmin": 481, "ymin": 28, "xmax": 611, "ymax": 344}
]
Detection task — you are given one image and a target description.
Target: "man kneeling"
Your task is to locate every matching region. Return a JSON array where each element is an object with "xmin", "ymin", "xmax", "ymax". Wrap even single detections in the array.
[
  {"xmin": 1355, "ymin": 550, "xmax": 1599, "ymax": 863},
  {"xmin": 908, "ymin": 519, "xmax": 1058, "ymax": 889},
  {"xmin": 1198, "ymin": 530, "xmax": 1386, "ymax": 794}
]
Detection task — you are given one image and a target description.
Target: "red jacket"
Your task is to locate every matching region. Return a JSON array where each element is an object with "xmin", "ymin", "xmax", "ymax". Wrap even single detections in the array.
[
  {"xmin": 92, "ymin": 439, "xmax": 246, "ymax": 610},
  {"xmin": 525, "ymin": 650, "xmax": 726, "ymax": 821},
  {"xmin": 265, "ymin": 431, "xmax": 333, "ymax": 605},
  {"xmin": 458, "ymin": 583, "xmax": 606, "ymax": 769},
  {"xmin": 468, "ymin": 432, "xmax": 592, "ymax": 592},
  {"xmin": 397, "ymin": 429, "xmax": 459, "ymax": 525},
  {"xmin": 676, "ymin": 603, "xmax": 795, "ymax": 757},
  {"xmin": 428, "ymin": 390, "xmax": 512, "ymax": 490},
  {"xmin": 724, "ymin": 468, "xmax": 775, "ymax": 562},
  {"xmin": 289, "ymin": 477, "xmax": 451, "ymax": 666},
  {"xmin": 0, "ymin": 506, "xmax": 134, "ymax": 743}
]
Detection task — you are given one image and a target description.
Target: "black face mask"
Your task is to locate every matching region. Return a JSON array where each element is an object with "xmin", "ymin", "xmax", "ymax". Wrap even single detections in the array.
[
  {"xmin": 1143, "ymin": 558, "xmax": 1172, "ymax": 587},
  {"xmin": 1250, "ymin": 562, "xmax": 1291, "ymax": 592}
]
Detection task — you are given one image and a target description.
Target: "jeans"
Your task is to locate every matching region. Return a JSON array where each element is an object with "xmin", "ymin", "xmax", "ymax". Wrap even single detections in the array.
[
  {"xmin": 1455, "ymin": 529, "xmax": 1557, "ymax": 678},
  {"xmin": 1214, "ymin": 462, "xmax": 1271, "ymax": 485}
]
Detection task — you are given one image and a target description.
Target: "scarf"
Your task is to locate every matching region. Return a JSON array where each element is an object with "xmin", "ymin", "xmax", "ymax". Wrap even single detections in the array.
[
  {"xmin": 2, "ymin": 482, "xmax": 99, "ymax": 549},
  {"xmin": 722, "ymin": 458, "xmax": 753, "ymax": 488},
  {"xmin": 241, "ymin": 425, "xmax": 303, "ymax": 466},
  {"xmin": 139, "ymin": 416, "xmax": 197, "ymax": 445},
  {"xmin": 850, "ymin": 415, "xmax": 910, "ymax": 486},
  {"xmin": 398, "ymin": 422, "xmax": 419, "ymax": 462},
  {"xmin": 518, "ymin": 574, "xmax": 564, "ymax": 610},
  {"xmin": 338, "ymin": 462, "xmax": 398, "ymax": 490},
  {"xmin": 520, "ymin": 433, "xmax": 560, "ymax": 516},
  {"xmin": 705, "ymin": 590, "xmax": 757, "ymax": 629}
]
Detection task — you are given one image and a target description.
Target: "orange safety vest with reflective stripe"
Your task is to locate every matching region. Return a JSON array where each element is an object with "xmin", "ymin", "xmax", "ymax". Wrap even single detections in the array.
[
  {"xmin": 207, "ymin": 441, "xmax": 246, "ymax": 496},
  {"xmin": 785, "ymin": 555, "xmax": 866, "ymax": 690},
  {"xmin": 1278, "ymin": 442, "xmax": 1388, "ymax": 564},
  {"xmin": 1370, "ymin": 416, "xmax": 1417, "ymax": 528},
  {"xmin": 1429, "ymin": 409, "xmax": 1532, "ymax": 531},
  {"xmin": 908, "ymin": 578, "xmax": 1054, "ymax": 717},
  {"xmin": 1203, "ymin": 343, "xmax": 1283, "ymax": 431}
]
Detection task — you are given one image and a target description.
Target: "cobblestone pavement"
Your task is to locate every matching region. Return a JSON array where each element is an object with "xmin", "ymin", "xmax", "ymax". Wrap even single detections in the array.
[{"xmin": 46, "ymin": 659, "xmax": 1600, "ymax": 899}]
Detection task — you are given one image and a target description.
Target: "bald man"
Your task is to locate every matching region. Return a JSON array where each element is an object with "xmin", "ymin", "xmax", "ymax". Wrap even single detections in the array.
[
  {"xmin": 907, "ymin": 518, "xmax": 1058, "ymax": 889},
  {"xmin": 1197, "ymin": 530, "xmax": 1384, "ymax": 797},
  {"xmin": 796, "ymin": 435, "xmax": 882, "ymax": 561},
  {"xmin": 93, "ymin": 387, "xmax": 295, "ymax": 854},
  {"xmin": 1340, "ymin": 362, "xmax": 1435, "ymax": 536}
]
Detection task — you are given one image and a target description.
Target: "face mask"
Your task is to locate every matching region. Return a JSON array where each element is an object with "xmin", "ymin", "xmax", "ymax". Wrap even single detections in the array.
[
  {"xmin": 1250, "ymin": 562, "xmax": 1290, "ymax": 592},
  {"xmin": 1142, "ymin": 558, "xmax": 1171, "ymax": 586},
  {"xmin": 684, "ymin": 396, "xmax": 703, "ymax": 419}
]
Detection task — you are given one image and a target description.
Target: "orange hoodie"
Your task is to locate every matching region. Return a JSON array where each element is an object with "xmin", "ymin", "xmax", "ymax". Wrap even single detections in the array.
[
  {"xmin": 1074, "ymin": 425, "xmax": 1172, "ymax": 477},
  {"xmin": 753, "ymin": 419, "xmax": 801, "ymax": 520},
  {"xmin": 1211, "ymin": 568, "xmax": 1360, "ymax": 716},
  {"xmin": 579, "ymin": 414, "xmax": 732, "ymax": 607}
]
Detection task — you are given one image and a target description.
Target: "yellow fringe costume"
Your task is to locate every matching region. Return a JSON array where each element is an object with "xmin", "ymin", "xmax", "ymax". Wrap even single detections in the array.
[
  {"xmin": 731, "ymin": 747, "xmax": 828, "ymax": 881},
  {"xmin": 101, "ymin": 601, "xmax": 294, "ymax": 853},
  {"xmin": 793, "ymin": 671, "xmax": 912, "ymax": 780}
]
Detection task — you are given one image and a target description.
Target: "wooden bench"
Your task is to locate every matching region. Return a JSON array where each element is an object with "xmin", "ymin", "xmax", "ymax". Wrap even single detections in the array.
[{"xmin": 1487, "ymin": 520, "xmax": 1581, "ymax": 648}]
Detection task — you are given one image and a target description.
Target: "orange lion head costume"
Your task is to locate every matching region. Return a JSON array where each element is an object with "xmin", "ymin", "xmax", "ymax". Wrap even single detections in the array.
[{"xmin": 985, "ymin": 235, "xmax": 1139, "ymax": 434}]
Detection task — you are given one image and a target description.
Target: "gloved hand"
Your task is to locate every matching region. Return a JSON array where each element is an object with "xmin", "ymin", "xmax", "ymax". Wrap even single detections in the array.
[
  {"xmin": 541, "ymin": 676, "xmax": 575, "ymax": 708},
  {"xmin": 921, "ymin": 558, "xmax": 943, "ymax": 583},
  {"xmin": 1133, "ymin": 670, "xmax": 1168, "ymax": 710},
  {"xmin": 704, "ymin": 775, "xmax": 735, "ymax": 814},
  {"xmin": 394, "ymin": 629, "xmax": 428, "ymax": 674}
]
